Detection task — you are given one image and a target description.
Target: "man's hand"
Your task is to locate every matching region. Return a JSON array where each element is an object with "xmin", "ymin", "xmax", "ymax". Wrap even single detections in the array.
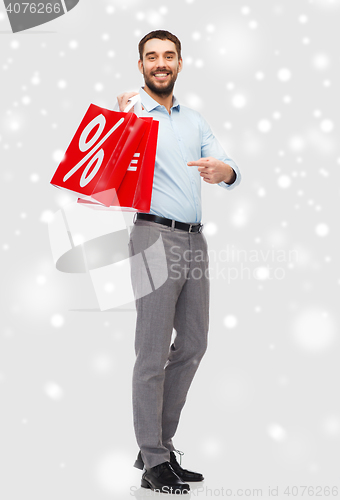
[
  {"xmin": 117, "ymin": 91, "xmax": 144, "ymax": 113},
  {"xmin": 187, "ymin": 157, "xmax": 236, "ymax": 184}
]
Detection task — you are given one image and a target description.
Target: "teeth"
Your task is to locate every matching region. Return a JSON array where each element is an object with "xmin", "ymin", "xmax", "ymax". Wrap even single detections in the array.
[{"xmin": 154, "ymin": 74, "xmax": 168, "ymax": 77}]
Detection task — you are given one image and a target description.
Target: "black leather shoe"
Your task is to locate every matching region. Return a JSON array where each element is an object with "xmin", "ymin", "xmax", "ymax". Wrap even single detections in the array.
[
  {"xmin": 170, "ymin": 451, "xmax": 204, "ymax": 482},
  {"xmin": 133, "ymin": 449, "xmax": 204, "ymax": 482},
  {"xmin": 141, "ymin": 461, "xmax": 190, "ymax": 494}
]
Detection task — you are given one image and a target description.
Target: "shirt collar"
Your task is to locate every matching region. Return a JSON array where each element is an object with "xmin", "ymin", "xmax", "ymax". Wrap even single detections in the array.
[{"xmin": 139, "ymin": 86, "xmax": 180, "ymax": 112}]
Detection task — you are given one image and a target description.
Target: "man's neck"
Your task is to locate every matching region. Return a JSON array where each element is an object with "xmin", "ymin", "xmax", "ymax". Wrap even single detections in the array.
[{"xmin": 143, "ymin": 85, "xmax": 174, "ymax": 115}]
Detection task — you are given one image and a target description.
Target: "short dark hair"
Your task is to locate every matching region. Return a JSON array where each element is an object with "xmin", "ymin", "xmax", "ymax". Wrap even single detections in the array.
[{"xmin": 138, "ymin": 30, "xmax": 182, "ymax": 62}]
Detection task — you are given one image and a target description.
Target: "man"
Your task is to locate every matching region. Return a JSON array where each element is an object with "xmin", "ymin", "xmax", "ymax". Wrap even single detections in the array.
[{"xmin": 116, "ymin": 30, "xmax": 241, "ymax": 494}]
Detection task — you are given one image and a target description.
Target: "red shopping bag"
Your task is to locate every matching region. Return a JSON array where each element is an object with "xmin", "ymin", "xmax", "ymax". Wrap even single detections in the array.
[
  {"xmin": 50, "ymin": 103, "xmax": 148, "ymax": 207},
  {"xmin": 77, "ymin": 116, "xmax": 159, "ymax": 212}
]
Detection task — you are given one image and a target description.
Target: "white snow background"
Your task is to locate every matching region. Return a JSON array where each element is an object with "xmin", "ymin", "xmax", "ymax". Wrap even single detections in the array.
[{"xmin": 0, "ymin": 0, "xmax": 339, "ymax": 499}]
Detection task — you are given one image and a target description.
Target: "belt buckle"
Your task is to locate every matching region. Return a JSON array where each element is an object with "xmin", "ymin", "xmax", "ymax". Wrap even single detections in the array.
[{"xmin": 188, "ymin": 223, "xmax": 203, "ymax": 233}]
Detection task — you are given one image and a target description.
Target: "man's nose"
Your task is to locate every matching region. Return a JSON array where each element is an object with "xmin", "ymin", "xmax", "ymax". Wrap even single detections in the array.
[{"xmin": 158, "ymin": 56, "xmax": 167, "ymax": 67}]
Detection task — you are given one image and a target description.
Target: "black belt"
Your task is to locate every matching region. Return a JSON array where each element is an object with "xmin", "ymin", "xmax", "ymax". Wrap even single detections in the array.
[{"xmin": 135, "ymin": 213, "xmax": 203, "ymax": 233}]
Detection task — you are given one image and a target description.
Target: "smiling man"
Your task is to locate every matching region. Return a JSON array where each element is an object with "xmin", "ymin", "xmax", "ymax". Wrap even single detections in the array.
[
  {"xmin": 116, "ymin": 30, "xmax": 241, "ymax": 494},
  {"xmin": 139, "ymin": 40, "xmax": 179, "ymax": 96}
]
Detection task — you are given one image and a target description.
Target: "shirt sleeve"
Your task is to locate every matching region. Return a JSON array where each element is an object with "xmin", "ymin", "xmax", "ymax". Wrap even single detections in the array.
[{"xmin": 200, "ymin": 113, "xmax": 241, "ymax": 190}]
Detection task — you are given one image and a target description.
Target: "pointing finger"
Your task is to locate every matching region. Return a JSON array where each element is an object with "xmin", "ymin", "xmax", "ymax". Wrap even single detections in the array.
[{"xmin": 187, "ymin": 158, "xmax": 209, "ymax": 167}]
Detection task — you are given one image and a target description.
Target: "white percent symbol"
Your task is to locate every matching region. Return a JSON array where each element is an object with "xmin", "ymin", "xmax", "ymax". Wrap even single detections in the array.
[{"xmin": 63, "ymin": 114, "xmax": 125, "ymax": 187}]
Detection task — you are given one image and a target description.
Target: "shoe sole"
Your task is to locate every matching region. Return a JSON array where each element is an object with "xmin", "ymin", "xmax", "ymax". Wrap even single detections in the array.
[
  {"xmin": 141, "ymin": 478, "xmax": 190, "ymax": 494},
  {"xmin": 179, "ymin": 475, "xmax": 205, "ymax": 482}
]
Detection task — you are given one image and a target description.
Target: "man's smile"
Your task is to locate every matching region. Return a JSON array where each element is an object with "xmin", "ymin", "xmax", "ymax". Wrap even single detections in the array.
[{"xmin": 153, "ymin": 72, "xmax": 170, "ymax": 81}]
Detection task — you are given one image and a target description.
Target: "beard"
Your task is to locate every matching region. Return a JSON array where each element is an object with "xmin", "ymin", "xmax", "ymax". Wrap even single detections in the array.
[{"xmin": 142, "ymin": 67, "xmax": 179, "ymax": 98}]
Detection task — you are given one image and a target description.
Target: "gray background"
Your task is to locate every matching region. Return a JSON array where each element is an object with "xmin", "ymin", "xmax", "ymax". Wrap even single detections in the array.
[{"xmin": 0, "ymin": 0, "xmax": 339, "ymax": 498}]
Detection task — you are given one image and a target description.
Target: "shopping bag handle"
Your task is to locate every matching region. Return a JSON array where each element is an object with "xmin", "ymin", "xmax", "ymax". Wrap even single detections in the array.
[{"xmin": 123, "ymin": 94, "xmax": 141, "ymax": 113}]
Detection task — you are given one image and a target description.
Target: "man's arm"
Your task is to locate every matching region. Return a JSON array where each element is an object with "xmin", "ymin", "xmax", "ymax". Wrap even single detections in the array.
[{"xmin": 187, "ymin": 113, "xmax": 241, "ymax": 190}]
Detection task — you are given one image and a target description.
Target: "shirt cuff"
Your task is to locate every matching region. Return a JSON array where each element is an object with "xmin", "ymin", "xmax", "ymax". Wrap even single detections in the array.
[{"xmin": 217, "ymin": 161, "xmax": 241, "ymax": 190}]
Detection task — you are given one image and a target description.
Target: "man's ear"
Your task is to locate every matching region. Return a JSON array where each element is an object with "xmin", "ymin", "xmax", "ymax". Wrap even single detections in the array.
[
  {"xmin": 178, "ymin": 57, "xmax": 183, "ymax": 73},
  {"xmin": 138, "ymin": 59, "xmax": 144, "ymax": 74}
]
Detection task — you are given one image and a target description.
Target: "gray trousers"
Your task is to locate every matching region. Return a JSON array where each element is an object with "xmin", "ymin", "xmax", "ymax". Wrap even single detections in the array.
[{"xmin": 128, "ymin": 219, "xmax": 210, "ymax": 469}]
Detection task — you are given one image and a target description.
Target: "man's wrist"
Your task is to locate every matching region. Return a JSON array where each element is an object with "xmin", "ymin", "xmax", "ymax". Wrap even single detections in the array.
[{"xmin": 223, "ymin": 164, "xmax": 236, "ymax": 184}]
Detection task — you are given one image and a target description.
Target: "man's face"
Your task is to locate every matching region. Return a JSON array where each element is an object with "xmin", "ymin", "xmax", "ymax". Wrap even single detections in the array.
[{"xmin": 138, "ymin": 38, "xmax": 183, "ymax": 98}]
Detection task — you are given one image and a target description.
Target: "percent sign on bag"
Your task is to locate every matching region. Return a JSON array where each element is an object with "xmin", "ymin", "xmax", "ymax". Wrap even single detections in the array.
[
  {"xmin": 77, "ymin": 115, "xmax": 159, "ymax": 213},
  {"xmin": 50, "ymin": 103, "xmax": 148, "ymax": 207}
]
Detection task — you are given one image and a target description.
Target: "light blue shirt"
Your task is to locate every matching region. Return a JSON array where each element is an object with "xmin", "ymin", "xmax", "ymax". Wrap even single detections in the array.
[{"xmin": 115, "ymin": 86, "xmax": 241, "ymax": 223}]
